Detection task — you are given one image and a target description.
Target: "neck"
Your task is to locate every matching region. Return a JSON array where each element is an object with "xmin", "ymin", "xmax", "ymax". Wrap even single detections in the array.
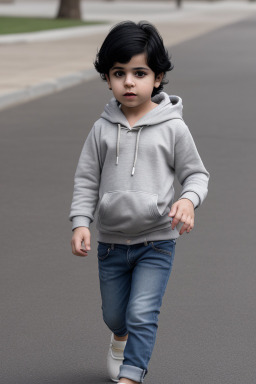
[{"xmin": 121, "ymin": 101, "xmax": 157, "ymax": 127}]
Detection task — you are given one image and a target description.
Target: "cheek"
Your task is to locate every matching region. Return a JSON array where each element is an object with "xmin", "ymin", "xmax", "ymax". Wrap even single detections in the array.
[
  {"xmin": 112, "ymin": 81, "xmax": 124, "ymax": 93},
  {"xmin": 142, "ymin": 79, "xmax": 157, "ymax": 92},
  {"xmin": 145, "ymin": 76, "xmax": 157, "ymax": 86}
]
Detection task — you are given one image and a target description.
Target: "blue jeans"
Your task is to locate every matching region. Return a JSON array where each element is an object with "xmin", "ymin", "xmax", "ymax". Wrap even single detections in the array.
[{"xmin": 97, "ymin": 239, "xmax": 176, "ymax": 383}]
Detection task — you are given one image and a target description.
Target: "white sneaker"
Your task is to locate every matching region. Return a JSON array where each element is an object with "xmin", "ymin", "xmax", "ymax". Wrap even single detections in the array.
[{"xmin": 107, "ymin": 333, "xmax": 127, "ymax": 382}]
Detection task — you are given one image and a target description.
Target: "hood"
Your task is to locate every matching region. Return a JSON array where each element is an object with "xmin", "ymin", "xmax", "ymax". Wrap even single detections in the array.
[
  {"xmin": 100, "ymin": 92, "xmax": 184, "ymax": 176},
  {"xmin": 101, "ymin": 92, "xmax": 183, "ymax": 128}
]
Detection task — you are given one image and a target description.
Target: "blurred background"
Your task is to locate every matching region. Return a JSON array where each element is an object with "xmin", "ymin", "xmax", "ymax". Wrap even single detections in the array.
[
  {"xmin": 1, "ymin": 1, "xmax": 256, "ymax": 384},
  {"xmin": 0, "ymin": 0, "xmax": 256, "ymax": 108}
]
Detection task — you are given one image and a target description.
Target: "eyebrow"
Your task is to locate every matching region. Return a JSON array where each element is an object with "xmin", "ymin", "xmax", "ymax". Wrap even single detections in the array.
[{"xmin": 111, "ymin": 66, "xmax": 150, "ymax": 71}]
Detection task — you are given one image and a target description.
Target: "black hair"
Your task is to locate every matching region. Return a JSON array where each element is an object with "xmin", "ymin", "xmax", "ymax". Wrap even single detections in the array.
[{"xmin": 94, "ymin": 20, "xmax": 174, "ymax": 97}]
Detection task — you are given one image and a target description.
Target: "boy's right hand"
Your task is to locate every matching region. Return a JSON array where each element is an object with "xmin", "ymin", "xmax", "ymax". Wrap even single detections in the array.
[{"xmin": 71, "ymin": 227, "xmax": 91, "ymax": 257}]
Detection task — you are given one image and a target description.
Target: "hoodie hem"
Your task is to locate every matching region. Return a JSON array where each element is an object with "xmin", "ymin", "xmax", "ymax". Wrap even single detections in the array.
[{"xmin": 97, "ymin": 226, "xmax": 179, "ymax": 245}]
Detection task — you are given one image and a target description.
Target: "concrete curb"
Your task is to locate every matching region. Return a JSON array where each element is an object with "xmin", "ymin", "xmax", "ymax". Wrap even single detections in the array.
[{"xmin": 0, "ymin": 68, "xmax": 98, "ymax": 110}]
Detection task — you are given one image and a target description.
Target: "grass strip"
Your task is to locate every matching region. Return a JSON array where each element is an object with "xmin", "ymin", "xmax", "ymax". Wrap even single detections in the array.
[{"xmin": 0, "ymin": 16, "xmax": 106, "ymax": 35}]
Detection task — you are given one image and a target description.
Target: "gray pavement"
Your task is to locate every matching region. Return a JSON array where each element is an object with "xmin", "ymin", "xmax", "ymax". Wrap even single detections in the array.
[
  {"xmin": 1, "ymin": 1, "xmax": 256, "ymax": 110},
  {"xmin": 1, "ymin": 12, "xmax": 256, "ymax": 384}
]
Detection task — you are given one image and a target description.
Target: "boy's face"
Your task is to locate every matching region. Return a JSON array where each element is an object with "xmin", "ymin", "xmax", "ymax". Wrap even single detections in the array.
[{"xmin": 106, "ymin": 53, "xmax": 163, "ymax": 116}]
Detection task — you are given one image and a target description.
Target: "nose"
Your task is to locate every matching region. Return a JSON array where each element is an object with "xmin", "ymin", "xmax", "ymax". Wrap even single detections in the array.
[{"xmin": 124, "ymin": 74, "xmax": 135, "ymax": 87}]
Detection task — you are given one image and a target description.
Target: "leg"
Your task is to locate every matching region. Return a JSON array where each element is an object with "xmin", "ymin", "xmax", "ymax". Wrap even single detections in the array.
[
  {"xmin": 97, "ymin": 242, "xmax": 132, "ymax": 382},
  {"xmin": 118, "ymin": 379, "xmax": 138, "ymax": 384},
  {"xmin": 115, "ymin": 334, "xmax": 128, "ymax": 341},
  {"xmin": 118, "ymin": 240, "xmax": 176, "ymax": 383},
  {"xmin": 97, "ymin": 242, "xmax": 131, "ymax": 337}
]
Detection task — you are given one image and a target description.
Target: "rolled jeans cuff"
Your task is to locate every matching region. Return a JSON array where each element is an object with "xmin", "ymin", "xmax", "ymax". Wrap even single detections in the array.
[{"xmin": 118, "ymin": 364, "xmax": 146, "ymax": 383}]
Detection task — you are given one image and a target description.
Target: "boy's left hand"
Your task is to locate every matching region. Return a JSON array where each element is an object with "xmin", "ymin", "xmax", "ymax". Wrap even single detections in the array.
[{"xmin": 168, "ymin": 198, "xmax": 194, "ymax": 235}]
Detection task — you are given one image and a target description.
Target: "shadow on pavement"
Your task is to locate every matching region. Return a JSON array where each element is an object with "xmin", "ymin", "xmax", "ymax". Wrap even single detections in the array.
[{"xmin": 15, "ymin": 371, "xmax": 110, "ymax": 384}]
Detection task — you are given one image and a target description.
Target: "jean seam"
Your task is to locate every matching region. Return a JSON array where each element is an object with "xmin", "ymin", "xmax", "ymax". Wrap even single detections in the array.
[
  {"xmin": 127, "ymin": 248, "xmax": 134, "ymax": 267},
  {"xmin": 97, "ymin": 247, "xmax": 111, "ymax": 261},
  {"xmin": 150, "ymin": 242, "xmax": 172, "ymax": 256},
  {"xmin": 146, "ymin": 312, "xmax": 157, "ymax": 370}
]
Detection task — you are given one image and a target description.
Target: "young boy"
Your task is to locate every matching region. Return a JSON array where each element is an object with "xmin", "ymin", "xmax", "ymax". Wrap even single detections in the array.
[{"xmin": 69, "ymin": 21, "xmax": 209, "ymax": 384}]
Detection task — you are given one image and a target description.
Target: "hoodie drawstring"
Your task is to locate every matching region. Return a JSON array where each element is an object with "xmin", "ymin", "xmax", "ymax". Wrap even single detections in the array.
[
  {"xmin": 116, "ymin": 123, "xmax": 121, "ymax": 165},
  {"xmin": 116, "ymin": 124, "xmax": 144, "ymax": 176},
  {"xmin": 132, "ymin": 126, "xmax": 143, "ymax": 176}
]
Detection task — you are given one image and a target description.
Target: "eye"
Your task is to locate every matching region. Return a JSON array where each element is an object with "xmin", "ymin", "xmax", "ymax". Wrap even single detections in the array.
[
  {"xmin": 113, "ymin": 71, "xmax": 124, "ymax": 78},
  {"xmin": 135, "ymin": 71, "xmax": 146, "ymax": 78}
]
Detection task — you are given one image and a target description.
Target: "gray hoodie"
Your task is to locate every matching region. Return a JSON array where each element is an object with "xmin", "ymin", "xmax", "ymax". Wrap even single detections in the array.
[{"xmin": 69, "ymin": 92, "xmax": 209, "ymax": 245}]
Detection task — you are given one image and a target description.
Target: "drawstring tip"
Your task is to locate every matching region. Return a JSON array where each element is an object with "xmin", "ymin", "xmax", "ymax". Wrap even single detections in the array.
[
  {"xmin": 116, "ymin": 156, "xmax": 119, "ymax": 165},
  {"xmin": 131, "ymin": 166, "xmax": 135, "ymax": 176}
]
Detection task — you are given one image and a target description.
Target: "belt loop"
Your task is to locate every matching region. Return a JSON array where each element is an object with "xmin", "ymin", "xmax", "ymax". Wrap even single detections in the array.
[
  {"xmin": 144, "ymin": 240, "xmax": 148, "ymax": 246},
  {"xmin": 111, "ymin": 243, "xmax": 115, "ymax": 250}
]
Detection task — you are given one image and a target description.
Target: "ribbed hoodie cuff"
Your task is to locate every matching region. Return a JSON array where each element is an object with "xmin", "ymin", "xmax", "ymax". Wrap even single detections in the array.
[
  {"xmin": 72, "ymin": 216, "xmax": 91, "ymax": 231},
  {"xmin": 179, "ymin": 192, "xmax": 200, "ymax": 208}
]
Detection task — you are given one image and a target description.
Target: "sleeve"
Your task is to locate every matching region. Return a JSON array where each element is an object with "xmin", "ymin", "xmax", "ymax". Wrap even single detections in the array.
[
  {"xmin": 174, "ymin": 123, "xmax": 210, "ymax": 208},
  {"xmin": 69, "ymin": 125, "xmax": 101, "ymax": 230}
]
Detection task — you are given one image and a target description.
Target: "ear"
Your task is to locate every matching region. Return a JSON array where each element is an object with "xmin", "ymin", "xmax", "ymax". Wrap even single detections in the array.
[
  {"xmin": 105, "ymin": 74, "xmax": 112, "ymax": 90},
  {"xmin": 154, "ymin": 73, "xmax": 164, "ymax": 89}
]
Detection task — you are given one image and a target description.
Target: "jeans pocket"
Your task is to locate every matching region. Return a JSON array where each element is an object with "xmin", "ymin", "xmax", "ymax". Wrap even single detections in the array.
[
  {"xmin": 97, "ymin": 242, "xmax": 112, "ymax": 261},
  {"xmin": 149, "ymin": 240, "xmax": 176, "ymax": 257}
]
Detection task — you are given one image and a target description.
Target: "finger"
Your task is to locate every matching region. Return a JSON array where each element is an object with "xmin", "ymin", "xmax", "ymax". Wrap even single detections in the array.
[
  {"xmin": 180, "ymin": 224, "xmax": 190, "ymax": 235},
  {"xmin": 171, "ymin": 211, "xmax": 183, "ymax": 230},
  {"xmin": 179, "ymin": 216, "xmax": 192, "ymax": 235},
  {"xmin": 74, "ymin": 238, "xmax": 88, "ymax": 257},
  {"xmin": 179, "ymin": 221, "xmax": 190, "ymax": 235},
  {"xmin": 71, "ymin": 239, "xmax": 79, "ymax": 255},
  {"xmin": 186, "ymin": 218, "xmax": 194, "ymax": 233},
  {"xmin": 172, "ymin": 204, "xmax": 185, "ymax": 229},
  {"xmin": 180, "ymin": 214, "xmax": 188, "ymax": 224},
  {"xmin": 169, "ymin": 203, "xmax": 178, "ymax": 218},
  {"xmin": 84, "ymin": 238, "xmax": 91, "ymax": 252},
  {"xmin": 75, "ymin": 248, "xmax": 88, "ymax": 257},
  {"xmin": 181, "ymin": 217, "xmax": 194, "ymax": 234}
]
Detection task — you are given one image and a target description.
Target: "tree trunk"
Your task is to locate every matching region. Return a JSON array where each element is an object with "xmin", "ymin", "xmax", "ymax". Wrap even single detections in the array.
[
  {"xmin": 176, "ymin": 0, "xmax": 182, "ymax": 8},
  {"xmin": 57, "ymin": 0, "xmax": 81, "ymax": 20}
]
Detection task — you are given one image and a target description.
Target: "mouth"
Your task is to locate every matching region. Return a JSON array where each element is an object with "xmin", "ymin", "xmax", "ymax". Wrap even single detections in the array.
[{"xmin": 124, "ymin": 92, "xmax": 136, "ymax": 97}]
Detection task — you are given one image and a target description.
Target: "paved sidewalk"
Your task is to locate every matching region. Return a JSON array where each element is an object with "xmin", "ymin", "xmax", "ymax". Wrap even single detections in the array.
[{"xmin": 1, "ymin": 0, "xmax": 256, "ymax": 110}]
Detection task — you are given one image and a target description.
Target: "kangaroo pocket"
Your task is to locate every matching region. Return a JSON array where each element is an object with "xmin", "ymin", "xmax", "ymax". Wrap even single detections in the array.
[{"xmin": 97, "ymin": 190, "xmax": 169, "ymax": 236}]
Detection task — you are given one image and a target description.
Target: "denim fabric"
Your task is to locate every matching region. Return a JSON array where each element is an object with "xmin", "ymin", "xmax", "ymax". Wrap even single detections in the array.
[{"xmin": 97, "ymin": 239, "xmax": 176, "ymax": 383}]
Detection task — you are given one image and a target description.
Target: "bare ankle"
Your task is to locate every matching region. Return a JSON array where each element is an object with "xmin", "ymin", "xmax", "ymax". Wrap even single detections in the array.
[
  {"xmin": 114, "ymin": 333, "xmax": 128, "ymax": 342},
  {"xmin": 118, "ymin": 378, "xmax": 139, "ymax": 384}
]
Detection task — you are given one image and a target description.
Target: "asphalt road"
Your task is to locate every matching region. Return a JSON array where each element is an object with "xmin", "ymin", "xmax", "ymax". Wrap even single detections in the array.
[{"xmin": 1, "ymin": 16, "xmax": 256, "ymax": 384}]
